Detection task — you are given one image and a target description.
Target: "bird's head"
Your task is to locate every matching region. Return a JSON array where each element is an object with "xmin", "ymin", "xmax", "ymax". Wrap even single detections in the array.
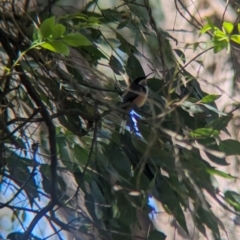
[
  {"xmin": 134, "ymin": 76, "xmax": 148, "ymax": 85},
  {"xmin": 133, "ymin": 72, "xmax": 154, "ymax": 85}
]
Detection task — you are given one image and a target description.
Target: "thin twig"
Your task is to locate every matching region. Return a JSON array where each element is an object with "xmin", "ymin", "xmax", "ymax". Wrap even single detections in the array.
[{"xmin": 0, "ymin": 108, "xmax": 40, "ymax": 140}]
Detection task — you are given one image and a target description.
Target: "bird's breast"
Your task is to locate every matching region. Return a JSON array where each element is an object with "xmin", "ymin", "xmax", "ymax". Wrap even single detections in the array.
[{"xmin": 132, "ymin": 86, "xmax": 148, "ymax": 107}]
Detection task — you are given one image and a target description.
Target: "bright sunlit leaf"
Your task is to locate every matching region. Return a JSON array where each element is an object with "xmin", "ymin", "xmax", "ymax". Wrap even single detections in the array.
[
  {"xmin": 39, "ymin": 16, "xmax": 55, "ymax": 39},
  {"xmin": 206, "ymin": 168, "xmax": 236, "ymax": 179},
  {"xmin": 231, "ymin": 35, "xmax": 240, "ymax": 44},
  {"xmin": 223, "ymin": 21, "xmax": 234, "ymax": 35},
  {"xmin": 200, "ymin": 94, "xmax": 221, "ymax": 103},
  {"xmin": 40, "ymin": 41, "xmax": 69, "ymax": 55}
]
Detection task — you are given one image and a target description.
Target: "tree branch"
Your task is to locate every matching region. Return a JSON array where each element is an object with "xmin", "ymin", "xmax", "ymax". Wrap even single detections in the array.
[
  {"xmin": 0, "ymin": 28, "xmax": 58, "ymax": 239},
  {"xmin": 6, "ymin": 108, "xmax": 99, "ymax": 125}
]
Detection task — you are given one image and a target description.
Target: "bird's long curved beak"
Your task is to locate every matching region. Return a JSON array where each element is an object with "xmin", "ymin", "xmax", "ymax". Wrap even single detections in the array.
[{"xmin": 145, "ymin": 72, "xmax": 155, "ymax": 79}]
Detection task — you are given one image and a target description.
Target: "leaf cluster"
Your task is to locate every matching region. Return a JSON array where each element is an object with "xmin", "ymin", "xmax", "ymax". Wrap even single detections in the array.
[
  {"xmin": 200, "ymin": 18, "xmax": 240, "ymax": 52},
  {"xmin": 0, "ymin": 3, "xmax": 239, "ymax": 240}
]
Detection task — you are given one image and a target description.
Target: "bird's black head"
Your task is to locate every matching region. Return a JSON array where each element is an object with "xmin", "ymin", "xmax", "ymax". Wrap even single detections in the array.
[
  {"xmin": 134, "ymin": 76, "xmax": 147, "ymax": 84},
  {"xmin": 133, "ymin": 72, "xmax": 154, "ymax": 85}
]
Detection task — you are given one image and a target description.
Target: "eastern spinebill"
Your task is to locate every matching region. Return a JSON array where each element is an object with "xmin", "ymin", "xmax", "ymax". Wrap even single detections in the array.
[{"xmin": 119, "ymin": 72, "xmax": 153, "ymax": 133}]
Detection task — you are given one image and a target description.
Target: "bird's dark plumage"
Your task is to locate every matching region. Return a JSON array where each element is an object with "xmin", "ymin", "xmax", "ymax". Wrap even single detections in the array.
[
  {"xmin": 119, "ymin": 74, "xmax": 152, "ymax": 134},
  {"xmin": 121, "ymin": 75, "xmax": 150, "ymax": 109}
]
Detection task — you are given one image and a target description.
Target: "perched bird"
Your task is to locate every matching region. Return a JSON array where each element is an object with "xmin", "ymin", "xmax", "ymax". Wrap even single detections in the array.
[
  {"xmin": 119, "ymin": 72, "xmax": 153, "ymax": 133},
  {"xmin": 121, "ymin": 72, "xmax": 153, "ymax": 110}
]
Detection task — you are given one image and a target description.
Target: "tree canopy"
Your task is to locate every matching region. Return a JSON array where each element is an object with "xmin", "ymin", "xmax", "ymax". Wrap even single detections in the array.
[{"xmin": 1, "ymin": 1, "xmax": 240, "ymax": 239}]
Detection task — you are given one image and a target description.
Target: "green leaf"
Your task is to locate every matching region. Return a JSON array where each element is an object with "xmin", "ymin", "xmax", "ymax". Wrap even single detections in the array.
[
  {"xmin": 6, "ymin": 150, "xmax": 38, "ymax": 200},
  {"xmin": 117, "ymin": 20, "xmax": 129, "ymax": 29},
  {"xmin": 74, "ymin": 144, "xmax": 89, "ymax": 165},
  {"xmin": 104, "ymin": 142, "xmax": 131, "ymax": 178},
  {"xmin": 238, "ymin": 23, "xmax": 240, "ymax": 33},
  {"xmin": 101, "ymin": 9, "xmax": 123, "ymax": 23},
  {"xmin": 67, "ymin": 13, "xmax": 88, "ymax": 20},
  {"xmin": 207, "ymin": 114, "xmax": 232, "ymax": 131},
  {"xmin": 219, "ymin": 139, "xmax": 240, "ymax": 156},
  {"xmin": 52, "ymin": 24, "xmax": 66, "ymax": 38},
  {"xmin": 200, "ymin": 18, "xmax": 218, "ymax": 34},
  {"xmin": 91, "ymin": 181, "xmax": 105, "ymax": 205},
  {"xmin": 206, "ymin": 151, "xmax": 228, "ymax": 166},
  {"xmin": 231, "ymin": 34, "xmax": 240, "ymax": 44},
  {"xmin": 197, "ymin": 206, "xmax": 220, "ymax": 238},
  {"xmin": 189, "ymin": 128, "xmax": 219, "ymax": 138},
  {"xmin": 181, "ymin": 101, "xmax": 206, "ymax": 115},
  {"xmin": 225, "ymin": 191, "xmax": 240, "ymax": 211},
  {"xmin": 200, "ymin": 24, "xmax": 211, "ymax": 34},
  {"xmin": 148, "ymin": 230, "xmax": 166, "ymax": 240},
  {"xmin": 126, "ymin": 54, "xmax": 145, "ymax": 79},
  {"xmin": 88, "ymin": 16, "xmax": 101, "ymax": 23},
  {"xmin": 201, "ymin": 103, "xmax": 227, "ymax": 116},
  {"xmin": 212, "ymin": 39, "xmax": 228, "ymax": 53},
  {"xmin": 57, "ymin": 136, "xmax": 72, "ymax": 164},
  {"xmin": 154, "ymin": 176, "xmax": 189, "ymax": 235},
  {"xmin": 198, "ymin": 138, "xmax": 229, "ymax": 165},
  {"xmin": 206, "ymin": 168, "xmax": 236, "ymax": 179},
  {"xmin": 62, "ymin": 33, "xmax": 91, "ymax": 47},
  {"xmin": 118, "ymin": 193, "xmax": 136, "ymax": 225},
  {"xmin": 109, "ymin": 55, "xmax": 125, "ymax": 75},
  {"xmin": 223, "ymin": 21, "xmax": 234, "ymax": 35},
  {"xmin": 206, "ymin": 17, "xmax": 215, "ymax": 29},
  {"xmin": 40, "ymin": 16, "xmax": 55, "ymax": 39},
  {"xmin": 194, "ymin": 216, "xmax": 208, "ymax": 239},
  {"xmin": 32, "ymin": 28, "xmax": 42, "ymax": 41},
  {"xmin": 174, "ymin": 49, "xmax": 186, "ymax": 64},
  {"xmin": 40, "ymin": 41, "xmax": 69, "ymax": 55},
  {"xmin": 225, "ymin": 191, "xmax": 240, "ymax": 204},
  {"xmin": 200, "ymin": 94, "xmax": 220, "ymax": 103},
  {"xmin": 116, "ymin": 32, "xmax": 138, "ymax": 54},
  {"xmin": 81, "ymin": 45, "xmax": 108, "ymax": 61},
  {"xmin": 148, "ymin": 78, "xmax": 164, "ymax": 92},
  {"xmin": 214, "ymin": 29, "xmax": 227, "ymax": 39}
]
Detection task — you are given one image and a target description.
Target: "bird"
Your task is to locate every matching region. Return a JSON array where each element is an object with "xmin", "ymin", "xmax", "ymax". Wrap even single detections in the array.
[
  {"xmin": 122, "ymin": 76, "xmax": 148, "ymax": 109},
  {"xmin": 119, "ymin": 72, "xmax": 153, "ymax": 133}
]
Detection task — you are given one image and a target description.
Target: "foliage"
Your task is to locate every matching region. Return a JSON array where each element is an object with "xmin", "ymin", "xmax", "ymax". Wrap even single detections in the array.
[
  {"xmin": 200, "ymin": 18, "xmax": 240, "ymax": 52},
  {"xmin": 0, "ymin": 1, "xmax": 239, "ymax": 240}
]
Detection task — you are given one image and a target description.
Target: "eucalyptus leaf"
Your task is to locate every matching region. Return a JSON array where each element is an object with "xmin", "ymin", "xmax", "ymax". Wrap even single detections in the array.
[
  {"xmin": 201, "ymin": 103, "xmax": 227, "ymax": 116},
  {"xmin": 154, "ymin": 175, "xmax": 189, "ymax": 235},
  {"xmin": 219, "ymin": 139, "xmax": 240, "ymax": 155},
  {"xmin": 197, "ymin": 206, "xmax": 220, "ymax": 238},
  {"xmin": 109, "ymin": 55, "xmax": 125, "ymax": 75},
  {"xmin": 126, "ymin": 54, "xmax": 145, "ymax": 79},
  {"xmin": 74, "ymin": 144, "xmax": 89, "ymax": 165},
  {"xmin": 189, "ymin": 128, "xmax": 219, "ymax": 138},
  {"xmin": 116, "ymin": 32, "xmax": 138, "ymax": 54},
  {"xmin": 207, "ymin": 114, "xmax": 232, "ymax": 131},
  {"xmin": 62, "ymin": 33, "xmax": 91, "ymax": 47},
  {"xmin": 200, "ymin": 94, "xmax": 220, "ymax": 103},
  {"xmin": 225, "ymin": 191, "xmax": 240, "ymax": 211},
  {"xmin": 174, "ymin": 49, "xmax": 186, "ymax": 64},
  {"xmin": 206, "ymin": 168, "xmax": 236, "ymax": 179},
  {"xmin": 117, "ymin": 20, "xmax": 129, "ymax": 29}
]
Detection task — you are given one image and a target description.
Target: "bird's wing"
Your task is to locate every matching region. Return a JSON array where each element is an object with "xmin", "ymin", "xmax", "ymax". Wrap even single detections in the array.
[
  {"xmin": 122, "ymin": 90, "xmax": 138, "ymax": 104},
  {"xmin": 122, "ymin": 84, "xmax": 147, "ymax": 103}
]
